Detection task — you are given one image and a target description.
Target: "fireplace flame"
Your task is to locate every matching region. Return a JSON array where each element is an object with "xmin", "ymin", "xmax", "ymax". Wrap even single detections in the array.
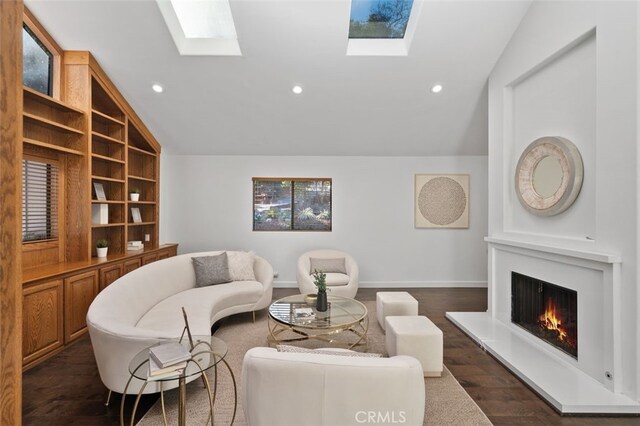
[{"xmin": 539, "ymin": 299, "xmax": 568, "ymax": 342}]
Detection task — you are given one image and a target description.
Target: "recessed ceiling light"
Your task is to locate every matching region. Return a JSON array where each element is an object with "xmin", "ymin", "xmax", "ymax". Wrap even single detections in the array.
[
  {"xmin": 292, "ymin": 85, "xmax": 303, "ymax": 95},
  {"xmin": 152, "ymin": 84, "xmax": 164, "ymax": 93},
  {"xmin": 431, "ymin": 84, "xmax": 443, "ymax": 94}
]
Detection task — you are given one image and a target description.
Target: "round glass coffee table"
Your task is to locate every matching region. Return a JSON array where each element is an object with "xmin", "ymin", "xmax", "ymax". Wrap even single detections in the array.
[
  {"xmin": 120, "ymin": 335, "xmax": 236, "ymax": 426},
  {"xmin": 268, "ymin": 294, "xmax": 368, "ymax": 350}
]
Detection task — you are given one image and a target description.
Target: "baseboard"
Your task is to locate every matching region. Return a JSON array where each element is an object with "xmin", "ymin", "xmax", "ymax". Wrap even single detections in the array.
[{"xmin": 272, "ymin": 281, "xmax": 488, "ymax": 289}]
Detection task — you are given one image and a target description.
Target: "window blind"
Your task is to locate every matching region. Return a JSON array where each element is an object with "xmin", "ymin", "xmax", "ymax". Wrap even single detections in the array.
[{"xmin": 22, "ymin": 158, "xmax": 59, "ymax": 242}]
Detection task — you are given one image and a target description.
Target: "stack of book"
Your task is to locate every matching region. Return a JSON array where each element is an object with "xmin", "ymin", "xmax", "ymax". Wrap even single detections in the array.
[
  {"xmin": 128, "ymin": 241, "xmax": 144, "ymax": 252},
  {"xmin": 294, "ymin": 307, "xmax": 315, "ymax": 321},
  {"xmin": 148, "ymin": 342, "xmax": 192, "ymax": 380}
]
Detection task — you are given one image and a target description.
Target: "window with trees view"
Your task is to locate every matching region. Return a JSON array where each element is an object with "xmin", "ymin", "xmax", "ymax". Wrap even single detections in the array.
[
  {"xmin": 253, "ymin": 178, "xmax": 332, "ymax": 231},
  {"xmin": 23, "ymin": 24, "xmax": 53, "ymax": 95},
  {"xmin": 349, "ymin": 0, "xmax": 414, "ymax": 39}
]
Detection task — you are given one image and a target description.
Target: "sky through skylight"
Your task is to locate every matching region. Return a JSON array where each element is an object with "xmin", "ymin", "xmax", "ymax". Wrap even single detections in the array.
[{"xmin": 349, "ymin": 0, "xmax": 415, "ymax": 39}]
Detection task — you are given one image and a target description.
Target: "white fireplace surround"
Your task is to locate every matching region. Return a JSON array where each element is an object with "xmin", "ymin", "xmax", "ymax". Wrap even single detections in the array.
[{"xmin": 447, "ymin": 236, "xmax": 640, "ymax": 414}]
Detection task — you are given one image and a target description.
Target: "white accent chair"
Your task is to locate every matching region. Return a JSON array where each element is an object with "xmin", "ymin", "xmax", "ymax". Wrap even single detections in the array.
[
  {"xmin": 241, "ymin": 347, "xmax": 425, "ymax": 426},
  {"xmin": 296, "ymin": 249, "xmax": 359, "ymax": 298},
  {"xmin": 86, "ymin": 251, "xmax": 273, "ymax": 395}
]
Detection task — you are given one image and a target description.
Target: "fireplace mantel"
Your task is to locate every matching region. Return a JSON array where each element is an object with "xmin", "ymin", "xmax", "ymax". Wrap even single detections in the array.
[
  {"xmin": 485, "ymin": 236, "xmax": 621, "ymax": 264},
  {"xmin": 448, "ymin": 234, "xmax": 635, "ymax": 413}
]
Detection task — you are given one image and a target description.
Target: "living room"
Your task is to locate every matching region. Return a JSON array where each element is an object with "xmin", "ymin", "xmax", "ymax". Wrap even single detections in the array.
[{"xmin": 1, "ymin": 0, "xmax": 639, "ymax": 425}]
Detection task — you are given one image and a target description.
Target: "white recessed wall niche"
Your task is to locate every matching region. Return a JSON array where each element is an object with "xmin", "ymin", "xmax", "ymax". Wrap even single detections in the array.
[{"xmin": 449, "ymin": 0, "xmax": 640, "ymax": 414}]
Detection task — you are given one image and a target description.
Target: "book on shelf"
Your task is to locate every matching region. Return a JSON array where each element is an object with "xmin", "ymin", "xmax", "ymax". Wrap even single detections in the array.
[
  {"xmin": 148, "ymin": 342, "xmax": 192, "ymax": 368},
  {"xmin": 148, "ymin": 356, "xmax": 187, "ymax": 379},
  {"xmin": 128, "ymin": 241, "xmax": 144, "ymax": 251}
]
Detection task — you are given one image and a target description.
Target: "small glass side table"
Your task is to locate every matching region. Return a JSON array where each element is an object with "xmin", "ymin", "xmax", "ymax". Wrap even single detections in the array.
[{"xmin": 120, "ymin": 335, "xmax": 236, "ymax": 426}]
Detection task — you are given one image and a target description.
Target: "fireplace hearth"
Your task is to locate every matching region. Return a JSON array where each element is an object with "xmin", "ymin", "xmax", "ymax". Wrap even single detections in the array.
[{"xmin": 511, "ymin": 272, "xmax": 578, "ymax": 358}]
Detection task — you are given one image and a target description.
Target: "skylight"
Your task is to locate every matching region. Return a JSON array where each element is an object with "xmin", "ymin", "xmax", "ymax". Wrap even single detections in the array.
[
  {"xmin": 170, "ymin": 0, "xmax": 236, "ymax": 39},
  {"xmin": 157, "ymin": 0, "xmax": 241, "ymax": 56},
  {"xmin": 349, "ymin": 0, "xmax": 415, "ymax": 39}
]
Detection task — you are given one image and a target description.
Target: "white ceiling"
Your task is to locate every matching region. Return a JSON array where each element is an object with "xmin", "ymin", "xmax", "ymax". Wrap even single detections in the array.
[{"xmin": 26, "ymin": 0, "xmax": 531, "ymax": 156}]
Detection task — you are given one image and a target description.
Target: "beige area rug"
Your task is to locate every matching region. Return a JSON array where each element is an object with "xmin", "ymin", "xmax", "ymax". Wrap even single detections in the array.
[{"xmin": 139, "ymin": 302, "xmax": 492, "ymax": 426}]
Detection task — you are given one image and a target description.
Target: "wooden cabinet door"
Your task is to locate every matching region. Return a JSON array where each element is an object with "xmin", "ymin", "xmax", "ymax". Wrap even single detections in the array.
[
  {"xmin": 64, "ymin": 270, "xmax": 98, "ymax": 343},
  {"xmin": 123, "ymin": 258, "xmax": 141, "ymax": 274},
  {"xmin": 141, "ymin": 253, "xmax": 158, "ymax": 265},
  {"xmin": 99, "ymin": 263, "xmax": 123, "ymax": 292},
  {"xmin": 23, "ymin": 280, "xmax": 64, "ymax": 366}
]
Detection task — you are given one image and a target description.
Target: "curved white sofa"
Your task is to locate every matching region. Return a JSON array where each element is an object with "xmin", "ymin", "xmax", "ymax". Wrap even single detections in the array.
[
  {"xmin": 297, "ymin": 249, "xmax": 359, "ymax": 298},
  {"xmin": 87, "ymin": 251, "xmax": 273, "ymax": 394},
  {"xmin": 241, "ymin": 347, "xmax": 425, "ymax": 425}
]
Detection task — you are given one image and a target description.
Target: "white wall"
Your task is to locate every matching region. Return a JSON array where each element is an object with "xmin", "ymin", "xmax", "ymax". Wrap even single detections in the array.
[
  {"xmin": 488, "ymin": 1, "xmax": 639, "ymax": 400},
  {"xmin": 160, "ymin": 155, "xmax": 488, "ymax": 287}
]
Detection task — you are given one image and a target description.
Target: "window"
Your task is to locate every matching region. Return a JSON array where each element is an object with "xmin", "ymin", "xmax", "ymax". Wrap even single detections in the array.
[
  {"xmin": 22, "ymin": 158, "xmax": 59, "ymax": 242},
  {"xmin": 253, "ymin": 178, "xmax": 332, "ymax": 231},
  {"xmin": 349, "ymin": 0, "xmax": 414, "ymax": 39},
  {"xmin": 22, "ymin": 24, "xmax": 53, "ymax": 95}
]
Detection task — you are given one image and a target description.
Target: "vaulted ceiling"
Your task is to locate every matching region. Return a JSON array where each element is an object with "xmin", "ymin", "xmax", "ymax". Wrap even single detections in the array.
[{"xmin": 26, "ymin": 0, "xmax": 530, "ymax": 156}]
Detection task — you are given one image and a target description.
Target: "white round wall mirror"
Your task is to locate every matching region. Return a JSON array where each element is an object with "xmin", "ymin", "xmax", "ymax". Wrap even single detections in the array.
[{"xmin": 515, "ymin": 136, "xmax": 584, "ymax": 216}]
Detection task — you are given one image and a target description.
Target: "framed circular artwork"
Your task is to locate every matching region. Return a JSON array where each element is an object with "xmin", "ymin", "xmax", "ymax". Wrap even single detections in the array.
[
  {"xmin": 415, "ymin": 174, "xmax": 469, "ymax": 228},
  {"xmin": 514, "ymin": 136, "xmax": 583, "ymax": 216}
]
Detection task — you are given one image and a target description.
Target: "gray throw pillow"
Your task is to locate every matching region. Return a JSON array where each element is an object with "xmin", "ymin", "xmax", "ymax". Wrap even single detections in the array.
[
  {"xmin": 192, "ymin": 253, "xmax": 232, "ymax": 287},
  {"xmin": 309, "ymin": 257, "xmax": 347, "ymax": 274}
]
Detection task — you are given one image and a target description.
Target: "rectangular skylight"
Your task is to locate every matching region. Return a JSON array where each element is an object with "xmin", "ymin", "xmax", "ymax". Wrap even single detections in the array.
[
  {"xmin": 349, "ymin": 0, "xmax": 415, "ymax": 39},
  {"xmin": 170, "ymin": 0, "xmax": 237, "ymax": 39},
  {"xmin": 157, "ymin": 0, "xmax": 241, "ymax": 56}
]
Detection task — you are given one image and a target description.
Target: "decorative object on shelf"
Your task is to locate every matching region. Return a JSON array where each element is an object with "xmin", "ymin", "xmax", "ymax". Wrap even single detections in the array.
[
  {"xmin": 91, "ymin": 204, "xmax": 109, "ymax": 225},
  {"xmin": 515, "ymin": 136, "xmax": 584, "ymax": 217},
  {"xmin": 93, "ymin": 182, "xmax": 107, "ymax": 200},
  {"xmin": 96, "ymin": 239, "xmax": 109, "ymax": 258},
  {"xmin": 414, "ymin": 174, "xmax": 469, "ymax": 228},
  {"xmin": 131, "ymin": 207, "xmax": 142, "ymax": 223},
  {"xmin": 313, "ymin": 270, "xmax": 328, "ymax": 312},
  {"xmin": 130, "ymin": 188, "xmax": 140, "ymax": 202}
]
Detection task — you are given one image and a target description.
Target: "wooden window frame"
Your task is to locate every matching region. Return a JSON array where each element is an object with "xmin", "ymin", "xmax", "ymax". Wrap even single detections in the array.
[
  {"xmin": 23, "ymin": 7, "xmax": 63, "ymax": 99},
  {"xmin": 252, "ymin": 177, "xmax": 332, "ymax": 232}
]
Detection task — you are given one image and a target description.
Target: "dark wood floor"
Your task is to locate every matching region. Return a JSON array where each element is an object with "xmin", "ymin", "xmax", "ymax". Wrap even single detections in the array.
[{"xmin": 23, "ymin": 288, "xmax": 640, "ymax": 425}]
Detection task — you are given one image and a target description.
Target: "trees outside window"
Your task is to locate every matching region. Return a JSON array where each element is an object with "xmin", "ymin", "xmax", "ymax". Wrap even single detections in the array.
[{"xmin": 253, "ymin": 178, "xmax": 332, "ymax": 231}]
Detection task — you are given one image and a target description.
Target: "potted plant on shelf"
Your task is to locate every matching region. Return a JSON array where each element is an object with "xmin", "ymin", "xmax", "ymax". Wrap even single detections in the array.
[
  {"xmin": 96, "ymin": 239, "xmax": 109, "ymax": 258},
  {"xmin": 312, "ymin": 270, "xmax": 328, "ymax": 312},
  {"xmin": 129, "ymin": 188, "xmax": 140, "ymax": 202}
]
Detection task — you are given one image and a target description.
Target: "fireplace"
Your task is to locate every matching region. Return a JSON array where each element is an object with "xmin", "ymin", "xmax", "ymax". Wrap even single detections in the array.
[{"xmin": 511, "ymin": 272, "xmax": 578, "ymax": 358}]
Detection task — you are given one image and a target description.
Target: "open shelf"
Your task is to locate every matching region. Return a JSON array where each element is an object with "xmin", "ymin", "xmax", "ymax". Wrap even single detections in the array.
[
  {"xmin": 92, "ymin": 109, "xmax": 125, "ymax": 127},
  {"xmin": 23, "ymin": 86, "xmax": 84, "ymax": 114},
  {"xmin": 128, "ymin": 145, "xmax": 157, "ymax": 157},
  {"xmin": 92, "ymin": 153, "xmax": 125, "ymax": 164},
  {"xmin": 24, "ymin": 112, "xmax": 84, "ymax": 135},
  {"xmin": 92, "ymin": 199, "xmax": 125, "ymax": 204},
  {"xmin": 92, "ymin": 223, "xmax": 125, "ymax": 228},
  {"xmin": 24, "ymin": 137, "xmax": 84, "ymax": 156},
  {"xmin": 91, "ymin": 76, "xmax": 126, "ymax": 124},
  {"xmin": 92, "ymin": 131, "xmax": 124, "ymax": 145},
  {"xmin": 128, "ymin": 175, "xmax": 155, "ymax": 183},
  {"xmin": 92, "ymin": 175, "xmax": 125, "ymax": 183}
]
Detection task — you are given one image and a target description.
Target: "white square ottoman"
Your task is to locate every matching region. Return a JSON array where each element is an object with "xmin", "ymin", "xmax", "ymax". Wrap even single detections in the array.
[
  {"xmin": 376, "ymin": 292, "xmax": 419, "ymax": 331},
  {"xmin": 385, "ymin": 315, "xmax": 443, "ymax": 377}
]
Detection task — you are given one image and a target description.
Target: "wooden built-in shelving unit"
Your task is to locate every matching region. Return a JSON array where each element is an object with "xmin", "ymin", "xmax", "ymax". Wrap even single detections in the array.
[{"xmin": 21, "ymin": 47, "xmax": 172, "ymax": 371}]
